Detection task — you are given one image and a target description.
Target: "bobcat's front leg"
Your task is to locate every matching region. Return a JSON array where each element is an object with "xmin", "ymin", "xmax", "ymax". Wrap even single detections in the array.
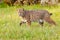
[
  {"xmin": 20, "ymin": 21, "xmax": 26, "ymax": 26},
  {"xmin": 20, "ymin": 17, "xmax": 27, "ymax": 26},
  {"xmin": 27, "ymin": 20, "xmax": 31, "ymax": 27}
]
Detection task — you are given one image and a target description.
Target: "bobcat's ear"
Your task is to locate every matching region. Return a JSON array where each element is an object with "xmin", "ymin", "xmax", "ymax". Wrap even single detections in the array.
[{"xmin": 50, "ymin": 13, "xmax": 52, "ymax": 15}]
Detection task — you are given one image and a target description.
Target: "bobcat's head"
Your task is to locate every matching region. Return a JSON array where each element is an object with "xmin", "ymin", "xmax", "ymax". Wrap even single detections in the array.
[{"xmin": 18, "ymin": 8, "xmax": 24, "ymax": 17}]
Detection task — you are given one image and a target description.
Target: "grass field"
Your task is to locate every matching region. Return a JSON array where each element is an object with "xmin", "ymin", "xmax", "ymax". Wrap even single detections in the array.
[{"xmin": 0, "ymin": 4, "xmax": 60, "ymax": 40}]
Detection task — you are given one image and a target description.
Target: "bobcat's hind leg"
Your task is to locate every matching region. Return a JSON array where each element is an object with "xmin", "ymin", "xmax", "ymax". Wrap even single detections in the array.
[{"xmin": 39, "ymin": 19, "xmax": 44, "ymax": 26}]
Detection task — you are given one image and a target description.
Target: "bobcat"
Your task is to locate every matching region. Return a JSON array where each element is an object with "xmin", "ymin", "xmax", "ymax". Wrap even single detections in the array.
[{"xmin": 18, "ymin": 8, "xmax": 56, "ymax": 26}]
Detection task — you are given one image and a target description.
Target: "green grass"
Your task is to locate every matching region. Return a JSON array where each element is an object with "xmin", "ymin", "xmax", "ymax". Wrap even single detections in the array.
[{"xmin": 0, "ymin": 4, "xmax": 60, "ymax": 40}]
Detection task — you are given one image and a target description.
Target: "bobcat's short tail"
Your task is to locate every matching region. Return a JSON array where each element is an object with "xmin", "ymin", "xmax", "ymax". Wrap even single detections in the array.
[{"xmin": 44, "ymin": 17, "xmax": 56, "ymax": 25}]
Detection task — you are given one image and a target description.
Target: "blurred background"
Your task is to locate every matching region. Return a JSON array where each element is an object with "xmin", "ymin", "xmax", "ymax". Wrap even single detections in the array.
[
  {"xmin": 0, "ymin": 0, "xmax": 60, "ymax": 7},
  {"xmin": 0, "ymin": 0, "xmax": 60, "ymax": 40}
]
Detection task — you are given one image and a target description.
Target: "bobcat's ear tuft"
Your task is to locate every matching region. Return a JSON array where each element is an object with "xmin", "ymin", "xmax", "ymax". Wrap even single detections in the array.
[{"xmin": 50, "ymin": 13, "xmax": 52, "ymax": 15}]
